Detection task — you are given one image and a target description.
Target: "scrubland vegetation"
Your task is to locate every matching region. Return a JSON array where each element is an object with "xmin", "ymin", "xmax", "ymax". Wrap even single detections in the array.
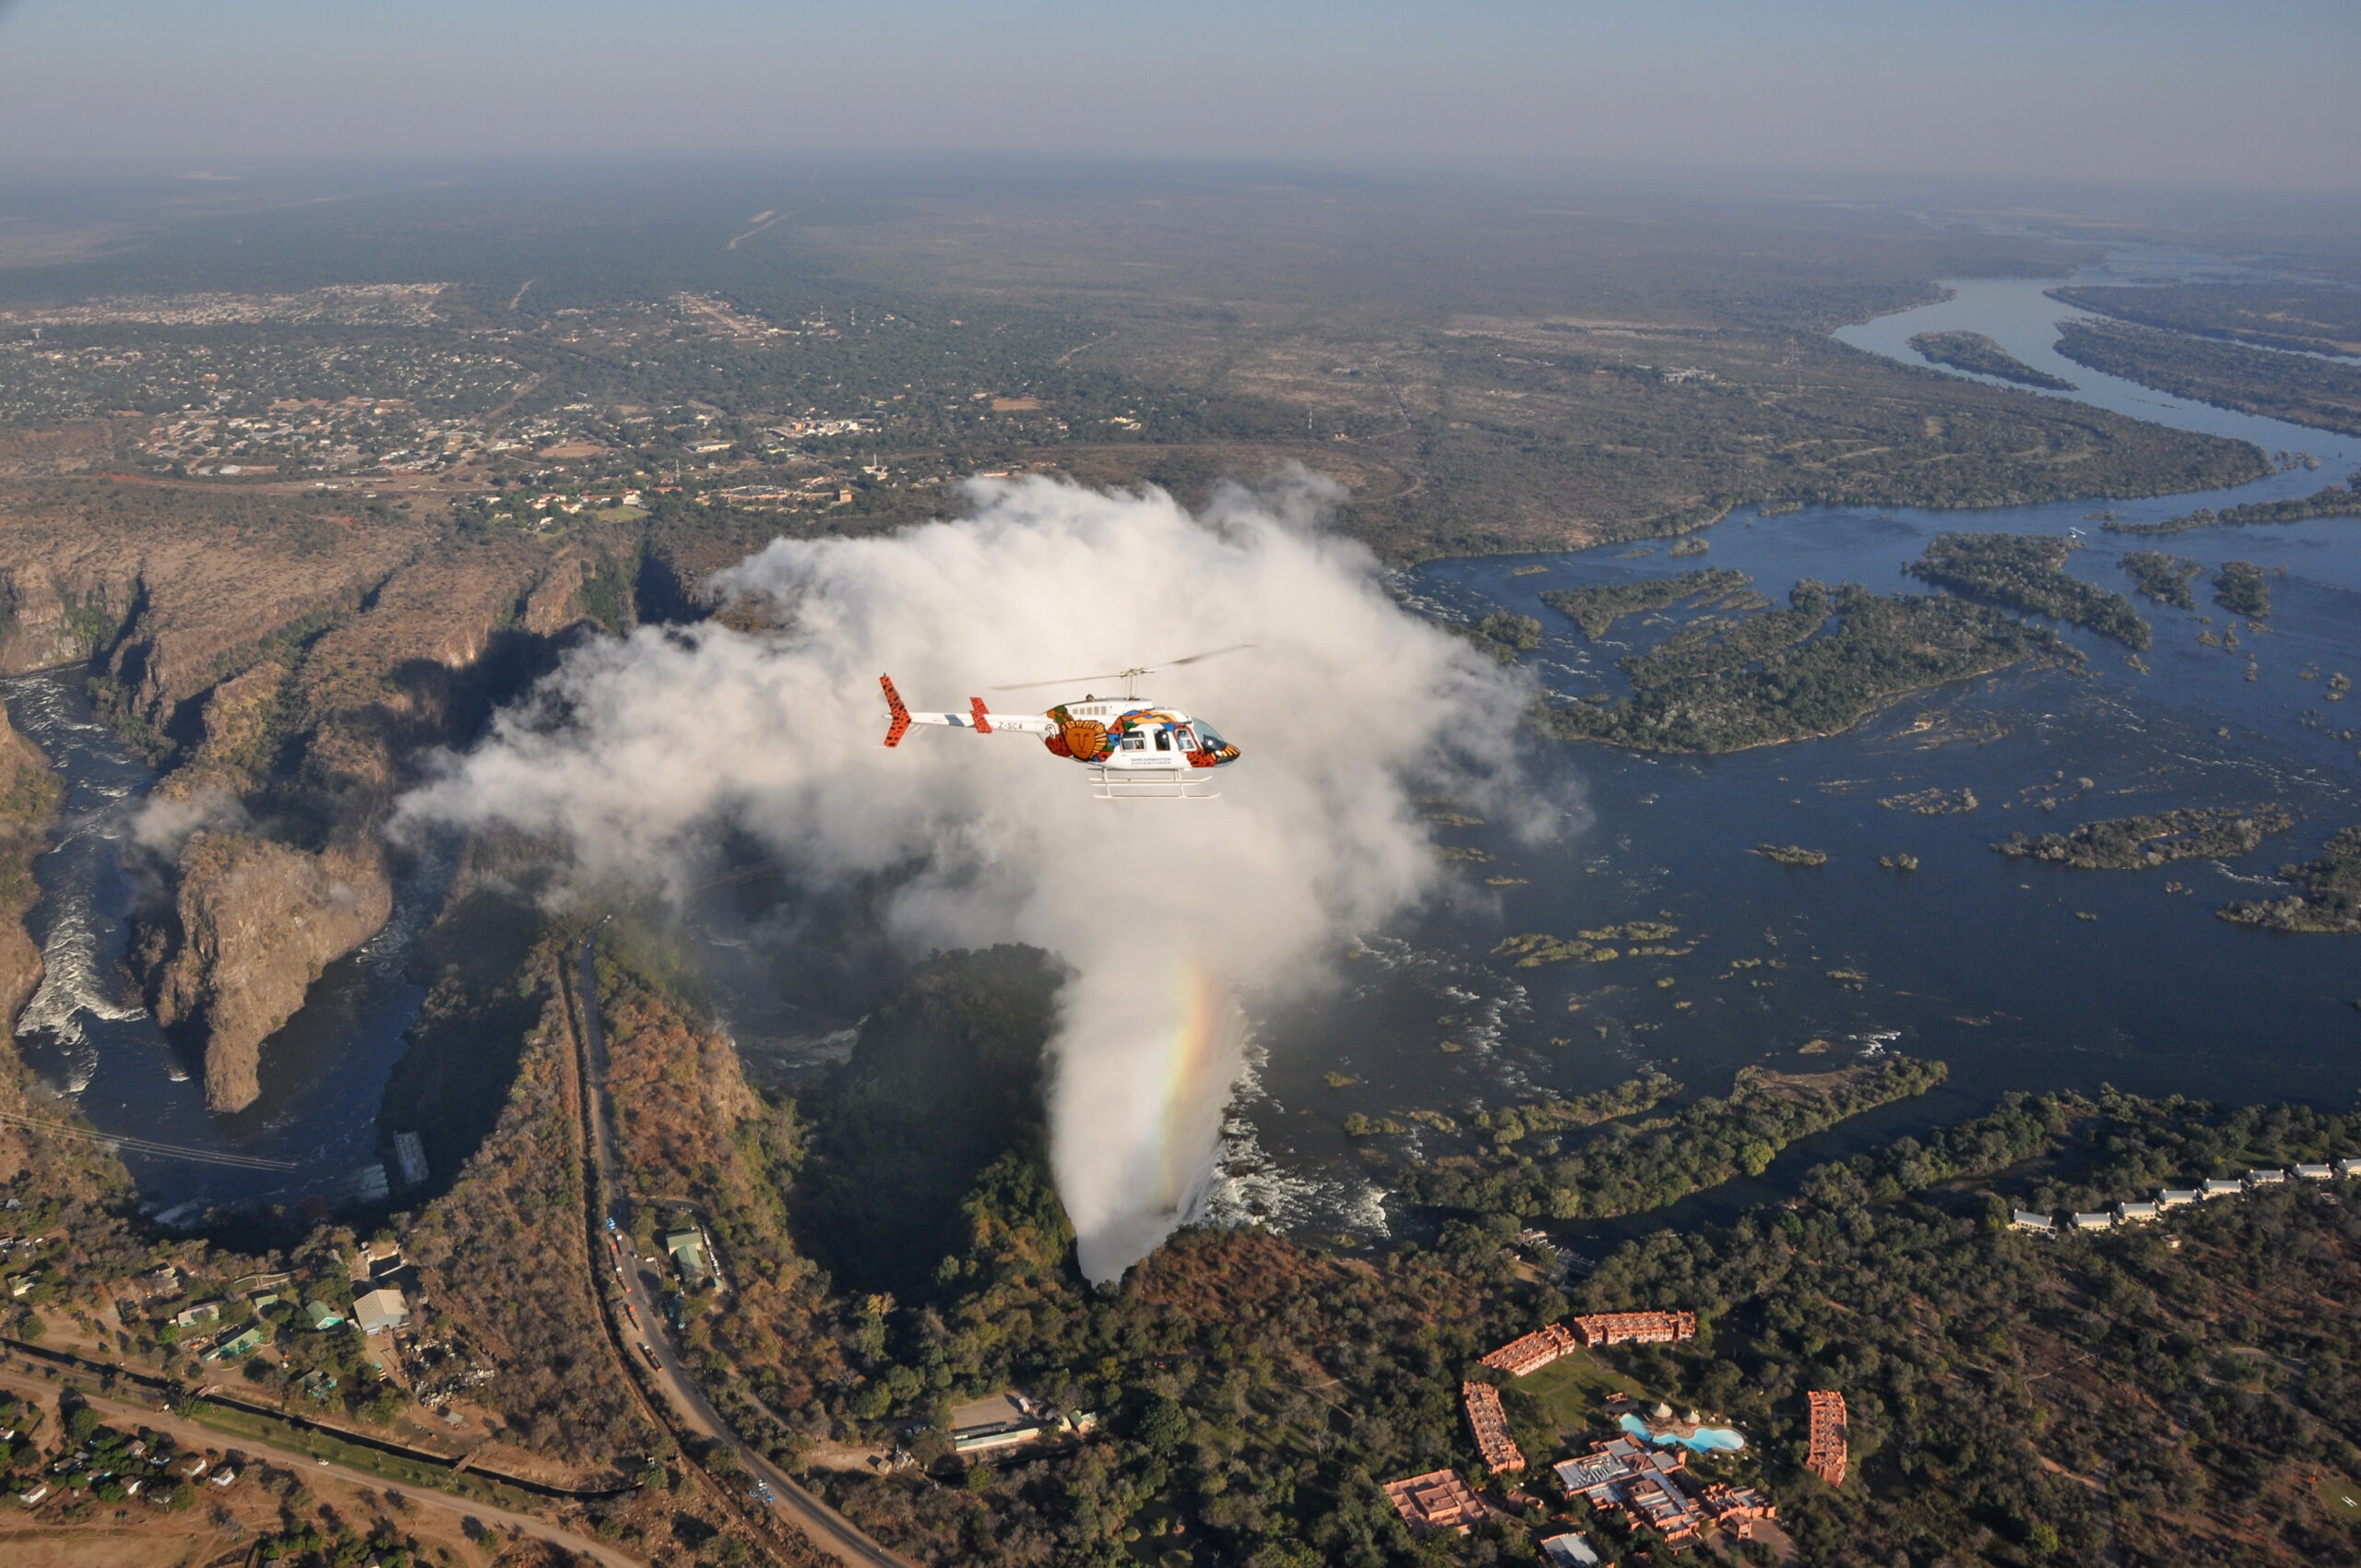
[
  {"xmin": 1995, "ymin": 804, "xmax": 2295, "ymax": 869},
  {"xmin": 2056, "ymin": 317, "xmax": 2361, "ymax": 437},
  {"xmin": 2107, "ymin": 469, "xmax": 2361, "ymax": 537},
  {"xmin": 1905, "ymin": 531, "xmax": 2151, "ymax": 648},
  {"xmin": 1549, "ymin": 582, "xmax": 2065, "ymax": 753},
  {"xmin": 2219, "ymin": 826, "xmax": 2361, "ymax": 933},
  {"xmin": 1395, "ymin": 1057, "xmax": 1947, "ymax": 1219},
  {"xmin": 1908, "ymin": 329, "xmax": 2074, "ymax": 390}
]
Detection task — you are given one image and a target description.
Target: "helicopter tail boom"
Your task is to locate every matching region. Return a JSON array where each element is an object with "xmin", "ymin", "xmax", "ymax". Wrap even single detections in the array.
[{"xmin": 881, "ymin": 676, "xmax": 1055, "ymax": 745}]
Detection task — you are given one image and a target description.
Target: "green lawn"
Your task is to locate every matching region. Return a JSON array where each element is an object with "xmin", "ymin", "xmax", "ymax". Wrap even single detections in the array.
[
  {"xmin": 2317, "ymin": 1474, "xmax": 2361, "ymax": 1521},
  {"xmin": 1496, "ymin": 1347, "xmax": 1645, "ymax": 1464}
]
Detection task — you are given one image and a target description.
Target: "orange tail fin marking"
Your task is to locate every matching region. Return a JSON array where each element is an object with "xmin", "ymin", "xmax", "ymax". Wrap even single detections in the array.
[
  {"xmin": 881, "ymin": 674, "xmax": 912, "ymax": 748},
  {"xmin": 969, "ymin": 697, "xmax": 993, "ymax": 734}
]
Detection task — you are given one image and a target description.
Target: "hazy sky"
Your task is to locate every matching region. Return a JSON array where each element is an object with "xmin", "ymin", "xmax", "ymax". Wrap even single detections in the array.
[{"xmin": 4, "ymin": 0, "xmax": 2355, "ymax": 189}]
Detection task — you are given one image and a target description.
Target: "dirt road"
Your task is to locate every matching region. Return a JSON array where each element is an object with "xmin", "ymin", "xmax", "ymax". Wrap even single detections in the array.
[{"xmin": 0, "ymin": 1365, "xmax": 643, "ymax": 1568}]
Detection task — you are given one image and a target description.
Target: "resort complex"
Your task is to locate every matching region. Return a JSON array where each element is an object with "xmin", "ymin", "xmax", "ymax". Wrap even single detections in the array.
[
  {"xmin": 1391, "ymin": 1313, "xmax": 1786, "ymax": 1554},
  {"xmin": 1553, "ymin": 1436, "xmax": 1777, "ymax": 1548}
]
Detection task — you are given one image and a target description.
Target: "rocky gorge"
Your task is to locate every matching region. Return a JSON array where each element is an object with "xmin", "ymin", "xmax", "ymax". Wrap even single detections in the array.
[{"xmin": 0, "ymin": 480, "xmax": 671, "ymax": 1111}]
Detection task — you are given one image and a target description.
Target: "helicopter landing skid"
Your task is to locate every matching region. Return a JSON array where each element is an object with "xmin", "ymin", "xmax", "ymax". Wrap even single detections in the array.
[{"xmin": 1087, "ymin": 766, "xmax": 1220, "ymax": 801}]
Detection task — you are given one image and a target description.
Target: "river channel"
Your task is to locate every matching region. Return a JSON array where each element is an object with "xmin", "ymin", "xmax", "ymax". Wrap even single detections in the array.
[
  {"xmin": 1212, "ymin": 260, "xmax": 2361, "ymax": 1244},
  {"xmin": 4, "ymin": 672, "xmax": 427, "ymax": 1218}
]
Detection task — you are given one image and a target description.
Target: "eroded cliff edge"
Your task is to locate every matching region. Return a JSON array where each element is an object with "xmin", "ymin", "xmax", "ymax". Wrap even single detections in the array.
[
  {"xmin": 0, "ymin": 485, "xmax": 654, "ymax": 1110},
  {"xmin": 0, "ymin": 699, "xmax": 60, "ymax": 1035}
]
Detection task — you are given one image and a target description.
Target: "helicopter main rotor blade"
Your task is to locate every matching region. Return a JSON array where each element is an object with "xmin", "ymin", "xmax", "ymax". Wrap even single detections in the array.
[
  {"xmin": 1157, "ymin": 642, "xmax": 1257, "ymax": 668},
  {"xmin": 989, "ymin": 646, "xmax": 1254, "ymax": 693},
  {"xmin": 991, "ymin": 671, "xmax": 1128, "ymax": 693}
]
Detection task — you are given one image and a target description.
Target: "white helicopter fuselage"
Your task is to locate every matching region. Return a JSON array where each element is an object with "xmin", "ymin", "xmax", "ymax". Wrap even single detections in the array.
[{"xmin": 880, "ymin": 678, "xmax": 1241, "ymax": 799}]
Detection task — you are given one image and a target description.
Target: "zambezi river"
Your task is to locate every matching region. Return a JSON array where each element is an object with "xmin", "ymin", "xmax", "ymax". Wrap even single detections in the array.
[{"xmin": 1209, "ymin": 254, "xmax": 2361, "ymax": 1245}]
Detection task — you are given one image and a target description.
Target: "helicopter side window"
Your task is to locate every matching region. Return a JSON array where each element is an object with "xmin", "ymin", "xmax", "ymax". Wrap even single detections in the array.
[
  {"xmin": 1178, "ymin": 730, "xmax": 1199, "ymax": 751},
  {"xmin": 1121, "ymin": 731, "xmax": 1146, "ymax": 751},
  {"xmin": 1154, "ymin": 730, "xmax": 1172, "ymax": 753}
]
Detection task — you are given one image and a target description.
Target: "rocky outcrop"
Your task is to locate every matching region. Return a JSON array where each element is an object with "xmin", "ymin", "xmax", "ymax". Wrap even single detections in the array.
[{"xmin": 147, "ymin": 829, "xmax": 393, "ymax": 1111}]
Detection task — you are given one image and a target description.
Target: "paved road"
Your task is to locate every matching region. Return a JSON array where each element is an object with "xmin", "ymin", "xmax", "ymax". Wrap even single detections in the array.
[
  {"xmin": 0, "ymin": 1365, "xmax": 643, "ymax": 1568},
  {"xmin": 572, "ymin": 935, "xmax": 916, "ymax": 1568}
]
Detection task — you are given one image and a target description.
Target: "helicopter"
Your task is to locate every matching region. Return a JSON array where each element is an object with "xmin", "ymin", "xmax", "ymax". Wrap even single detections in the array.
[{"xmin": 878, "ymin": 645, "xmax": 1250, "ymax": 800}]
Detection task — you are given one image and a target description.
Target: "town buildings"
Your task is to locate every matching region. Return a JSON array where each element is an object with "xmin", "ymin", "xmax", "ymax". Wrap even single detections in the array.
[{"xmin": 1462, "ymin": 1381, "xmax": 1525, "ymax": 1473}]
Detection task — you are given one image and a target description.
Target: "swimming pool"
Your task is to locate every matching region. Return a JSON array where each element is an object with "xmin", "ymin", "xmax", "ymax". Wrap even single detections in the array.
[{"xmin": 1620, "ymin": 1414, "xmax": 1746, "ymax": 1453}]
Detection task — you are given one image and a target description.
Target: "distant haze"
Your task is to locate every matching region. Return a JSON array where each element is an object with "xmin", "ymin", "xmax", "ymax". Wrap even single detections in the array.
[{"xmin": 2, "ymin": 0, "xmax": 2355, "ymax": 191}]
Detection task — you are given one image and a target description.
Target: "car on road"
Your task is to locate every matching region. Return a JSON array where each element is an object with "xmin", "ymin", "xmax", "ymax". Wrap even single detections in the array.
[{"xmin": 749, "ymin": 1481, "xmax": 775, "ymax": 1503}]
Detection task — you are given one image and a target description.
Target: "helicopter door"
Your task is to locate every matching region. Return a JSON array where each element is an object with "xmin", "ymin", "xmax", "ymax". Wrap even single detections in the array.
[{"xmin": 1152, "ymin": 730, "xmax": 1173, "ymax": 755}]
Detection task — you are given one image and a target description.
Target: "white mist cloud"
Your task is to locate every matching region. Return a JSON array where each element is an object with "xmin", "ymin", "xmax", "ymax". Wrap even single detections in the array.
[{"xmin": 397, "ymin": 470, "xmax": 1548, "ymax": 1279}]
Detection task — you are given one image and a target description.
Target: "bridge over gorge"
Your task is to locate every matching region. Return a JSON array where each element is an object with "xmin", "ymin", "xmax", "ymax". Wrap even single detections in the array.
[{"xmin": 0, "ymin": 1110, "xmax": 299, "ymax": 1171}]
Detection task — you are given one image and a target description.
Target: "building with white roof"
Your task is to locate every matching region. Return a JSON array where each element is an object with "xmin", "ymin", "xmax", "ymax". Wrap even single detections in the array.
[{"xmin": 352, "ymin": 1288, "xmax": 409, "ymax": 1336}]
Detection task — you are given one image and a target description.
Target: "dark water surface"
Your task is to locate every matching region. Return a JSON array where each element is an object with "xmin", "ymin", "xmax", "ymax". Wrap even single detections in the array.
[
  {"xmin": 1216, "ymin": 265, "xmax": 2361, "ymax": 1241},
  {"xmin": 5, "ymin": 671, "xmax": 427, "ymax": 1217}
]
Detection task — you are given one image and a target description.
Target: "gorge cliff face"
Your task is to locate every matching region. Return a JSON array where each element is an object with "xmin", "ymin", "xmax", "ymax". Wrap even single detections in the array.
[
  {"xmin": 0, "ymin": 480, "xmax": 653, "ymax": 1112},
  {"xmin": 0, "ymin": 700, "xmax": 60, "ymax": 1038},
  {"xmin": 146, "ymin": 829, "xmax": 393, "ymax": 1111}
]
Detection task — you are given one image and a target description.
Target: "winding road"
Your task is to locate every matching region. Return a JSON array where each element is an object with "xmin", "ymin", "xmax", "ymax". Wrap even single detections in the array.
[{"xmin": 567, "ymin": 932, "xmax": 916, "ymax": 1568}]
